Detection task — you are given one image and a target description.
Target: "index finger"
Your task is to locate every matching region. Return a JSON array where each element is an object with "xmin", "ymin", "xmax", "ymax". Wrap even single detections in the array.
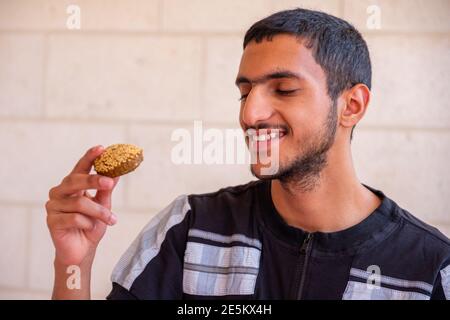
[{"xmin": 71, "ymin": 145, "xmax": 104, "ymax": 174}]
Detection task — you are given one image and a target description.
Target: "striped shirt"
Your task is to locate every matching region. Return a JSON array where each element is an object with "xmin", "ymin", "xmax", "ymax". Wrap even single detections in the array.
[{"xmin": 107, "ymin": 180, "xmax": 450, "ymax": 300}]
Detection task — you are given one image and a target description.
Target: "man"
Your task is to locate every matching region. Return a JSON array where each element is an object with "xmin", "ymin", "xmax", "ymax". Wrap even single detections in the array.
[{"xmin": 46, "ymin": 8, "xmax": 450, "ymax": 300}]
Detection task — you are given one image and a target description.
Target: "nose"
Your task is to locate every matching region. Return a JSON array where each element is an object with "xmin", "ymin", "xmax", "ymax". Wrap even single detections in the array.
[{"xmin": 240, "ymin": 88, "xmax": 274, "ymax": 129}]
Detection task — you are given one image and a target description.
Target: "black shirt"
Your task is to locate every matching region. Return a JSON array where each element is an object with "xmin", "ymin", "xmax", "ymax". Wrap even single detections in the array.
[{"xmin": 107, "ymin": 180, "xmax": 450, "ymax": 300}]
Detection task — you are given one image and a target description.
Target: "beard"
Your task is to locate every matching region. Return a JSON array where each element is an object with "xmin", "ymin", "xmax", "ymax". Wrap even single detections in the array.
[{"xmin": 251, "ymin": 100, "xmax": 338, "ymax": 192}]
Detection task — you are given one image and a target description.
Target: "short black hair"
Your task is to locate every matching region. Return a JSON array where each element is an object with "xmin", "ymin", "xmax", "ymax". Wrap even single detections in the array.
[{"xmin": 243, "ymin": 8, "xmax": 372, "ymax": 141}]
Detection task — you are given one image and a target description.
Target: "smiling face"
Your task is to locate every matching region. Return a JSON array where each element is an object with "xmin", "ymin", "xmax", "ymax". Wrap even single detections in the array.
[{"xmin": 237, "ymin": 34, "xmax": 339, "ymax": 189}]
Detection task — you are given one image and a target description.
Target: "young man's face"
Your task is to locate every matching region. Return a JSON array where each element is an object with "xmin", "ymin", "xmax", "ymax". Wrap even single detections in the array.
[{"xmin": 236, "ymin": 34, "xmax": 339, "ymax": 186}]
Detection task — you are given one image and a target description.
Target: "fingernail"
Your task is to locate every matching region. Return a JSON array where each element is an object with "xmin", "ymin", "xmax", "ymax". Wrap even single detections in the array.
[
  {"xmin": 99, "ymin": 176, "xmax": 113, "ymax": 188},
  {"xmin": 94, "ymin": 145, "xmax": 104, "ymax": 153},
  {"xmin": 109, "ymin": 213, "xmax": 117, "ymax": 226}
]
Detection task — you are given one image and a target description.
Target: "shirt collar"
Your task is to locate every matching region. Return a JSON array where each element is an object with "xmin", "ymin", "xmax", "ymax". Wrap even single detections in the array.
[{"xmin": 257, "ymin": 180, "xmax": 401, "ymax": 255}]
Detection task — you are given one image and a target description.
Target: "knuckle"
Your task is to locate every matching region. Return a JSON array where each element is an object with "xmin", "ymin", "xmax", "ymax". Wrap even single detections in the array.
[
  {"xmin": 45, "ymin": 200, "xmax": 52, "ymax": 212},
  {"xmin": 63, "ymin": 174, "xmax": 73, "ymax": 186},
  {"xmin": 48, "ymin": 186, "xmax": 57, "ymax": 199},
  {"xmin": 46, "ymin": 214, "xmax": 53, "ymax": 228}
]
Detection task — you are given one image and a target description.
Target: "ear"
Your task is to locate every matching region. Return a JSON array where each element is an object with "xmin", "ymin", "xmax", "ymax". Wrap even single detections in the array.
[{"xmin": 340, "ymin": 84, "xmax": 371, "ymax": 129}]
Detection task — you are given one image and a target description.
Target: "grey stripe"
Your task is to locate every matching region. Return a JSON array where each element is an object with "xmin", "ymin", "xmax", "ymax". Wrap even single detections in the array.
[
  {"xmin": 188, "ymin": 228, "xmax": 262, "ymax": 249},
  {"xmin": 440, "ymin": 264, "xmax": 450, "ymax": 300},
  {"xmin": 183, "ymin": 242, "xmax": 261, "ymax": 296},
  {"xmin": 350, "ymin": 268, "xmax": 433, "ymax": 293},
  {"xmin": 183, "ymin": 269, "xmax": 258, "ymax": 296},
  {"xmin": 184, "ymin": 262, "xmax": 259, "ymax": 275},
  {"xmin": 343, "ymin": 281, "xmax": 430, "ymax": 300},
  {"xmin": 184, "ymin": 242, "xmax": 261, "ymax": 268},
  {"xmin": 111, "ymin": 195, "xmax": 191, "ymax": 290}
]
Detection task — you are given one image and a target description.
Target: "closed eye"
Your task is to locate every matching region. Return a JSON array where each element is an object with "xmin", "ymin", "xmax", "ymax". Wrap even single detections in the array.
[
  {"xmin": 276, "ymin": 89, "xmax": 299, "ymax": 96},
  {"xmin": 239, "ymin": 89, "xmax": 299, "ymax": 101}
]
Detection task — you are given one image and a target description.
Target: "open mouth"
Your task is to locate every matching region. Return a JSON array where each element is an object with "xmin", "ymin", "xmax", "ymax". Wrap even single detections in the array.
[
  {"xmin": 246, "ymin": 128, "xmax": 287, "ymax": 142},
  {"xmin": 245, "ymin": 128, "xmax": 287, "ymax": 155}
]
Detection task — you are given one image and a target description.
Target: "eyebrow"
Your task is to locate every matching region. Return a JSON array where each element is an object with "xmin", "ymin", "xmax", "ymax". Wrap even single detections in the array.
[{"xmin": 235, "ymin": 70, "xmax": 304, "ymax": 87}]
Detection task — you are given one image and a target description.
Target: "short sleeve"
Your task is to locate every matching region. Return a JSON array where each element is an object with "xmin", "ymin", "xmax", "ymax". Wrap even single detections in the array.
[{"xmin": 107, "ymin": 195, "xmax": 192, "ymax": 299}]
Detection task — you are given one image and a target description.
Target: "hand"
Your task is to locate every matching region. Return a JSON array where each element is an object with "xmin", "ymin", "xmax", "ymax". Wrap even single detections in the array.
[{"xmin": 46, "ymin": 145, "xmax": 120, "ymax": 266}]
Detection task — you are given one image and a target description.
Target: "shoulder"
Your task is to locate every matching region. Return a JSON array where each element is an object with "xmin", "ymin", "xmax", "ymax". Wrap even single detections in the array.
[
  {"xmin": 186, "ymin": 180, "xmax": 265, "ymax": 236},
  {"xmin": 189, "ymin": 180, "xmax": 263, "ymax": 204},
  {"xmin": 187, "ymin": 180, "xmax": 264, "ymax": 219},
  {"xmin": 391, "ymin": 200, "xmax": 450, "ymax": 264},
  {"xmin": 366, "ymin": 183, "xmax": 450, "ymax": 257},
  {"xmin": 397, "ymin": 205, "xmax": 450, "ymax": 247}
]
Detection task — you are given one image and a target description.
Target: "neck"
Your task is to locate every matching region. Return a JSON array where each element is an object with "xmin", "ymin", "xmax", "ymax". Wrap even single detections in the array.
[{"xmin": 271, "ymin": 138, "xmax": 381, "ymax": 233}]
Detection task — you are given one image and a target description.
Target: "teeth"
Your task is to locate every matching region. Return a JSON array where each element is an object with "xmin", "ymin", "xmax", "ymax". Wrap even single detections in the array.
[
  {"xmin": 249, "ymin": 131, "xmax": 282, "ymax": 142},
  {"xmin": 246, "ymin": 128, "xmax": 286, "ymax": 143}
]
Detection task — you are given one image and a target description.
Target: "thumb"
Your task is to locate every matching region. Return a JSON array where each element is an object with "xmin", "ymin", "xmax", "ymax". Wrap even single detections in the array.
[{"xmin": 94, "ymin": 176, "xmax": 120, "ymax": 209}]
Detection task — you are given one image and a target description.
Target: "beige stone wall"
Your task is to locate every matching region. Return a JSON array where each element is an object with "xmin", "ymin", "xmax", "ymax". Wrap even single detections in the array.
[{"xmin": 0, "ymin": 0, "xmax": 449, "ymax": 299}]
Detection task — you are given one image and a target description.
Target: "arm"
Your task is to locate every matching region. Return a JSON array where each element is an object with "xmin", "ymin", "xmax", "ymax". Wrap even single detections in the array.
[
  {"xmin": 46, "ymin": 145, "xmax": 120, "ymax": 300},
  {"xmin": 52, "ymin": 251, "xmax": 95, "ymax": 300},
  {"xmin": 430, "ymin": 258, "xmax": 450, "ymax": 300}
]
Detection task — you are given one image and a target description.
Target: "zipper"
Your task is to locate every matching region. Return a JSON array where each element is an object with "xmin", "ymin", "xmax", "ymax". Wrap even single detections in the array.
[{"xmin": 296, "ymin": 233, "xmax": 314, "ymax": 299}]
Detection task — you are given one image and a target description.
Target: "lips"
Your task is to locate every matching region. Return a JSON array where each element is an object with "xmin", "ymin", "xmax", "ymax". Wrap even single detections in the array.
[{"xmin": 245, "ymin": 128, "xmax": 287, "ymax": 155}]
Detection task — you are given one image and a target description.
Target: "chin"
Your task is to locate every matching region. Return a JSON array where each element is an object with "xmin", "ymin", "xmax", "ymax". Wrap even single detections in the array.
[{"xmin": 250, "ymin": 163, "xmax": 281, "ymax": 180}]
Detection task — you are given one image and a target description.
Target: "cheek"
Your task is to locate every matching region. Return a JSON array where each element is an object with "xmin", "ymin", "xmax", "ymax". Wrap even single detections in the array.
[
  {"xmin": 281, "ymin": 108, "xmax": 314, "ymax": 139},
  {"xmin": 281, "ymin": 97, "xmax": 329, "ymax": 139}
]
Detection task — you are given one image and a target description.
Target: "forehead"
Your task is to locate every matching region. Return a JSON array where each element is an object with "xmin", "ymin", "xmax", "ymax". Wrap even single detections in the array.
[{"xmin": 237, "ymin": 34, "xmax": 325, "ymax": 84}]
